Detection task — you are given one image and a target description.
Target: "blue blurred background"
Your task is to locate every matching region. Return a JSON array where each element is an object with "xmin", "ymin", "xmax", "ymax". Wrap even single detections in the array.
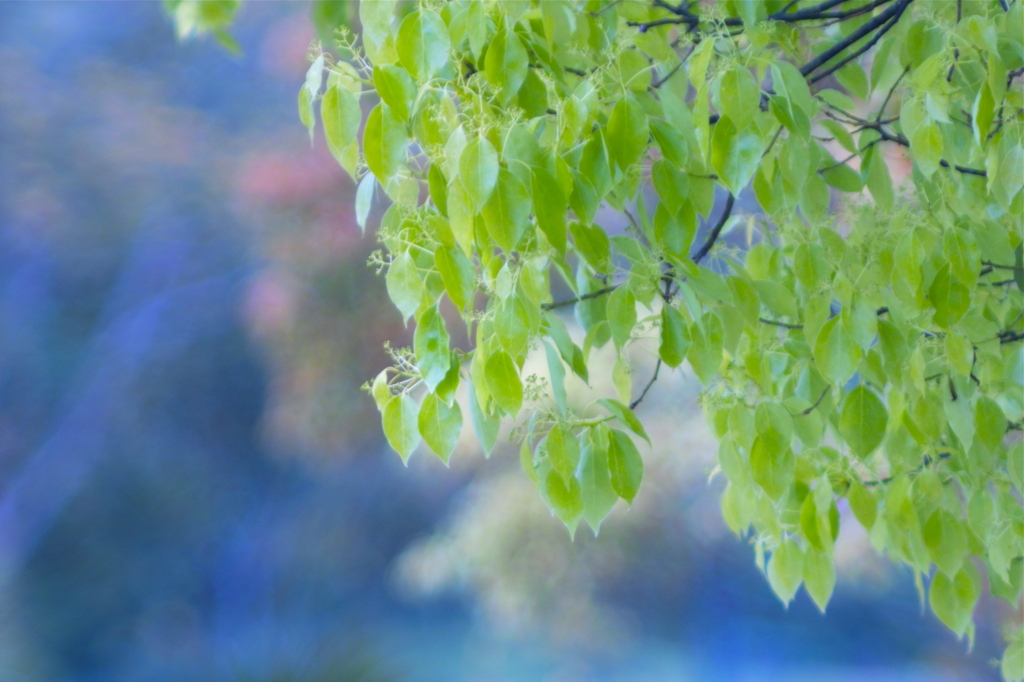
[{"xmin": 0, "ymin": 2, "xmax": 1011, "ymax": 680}]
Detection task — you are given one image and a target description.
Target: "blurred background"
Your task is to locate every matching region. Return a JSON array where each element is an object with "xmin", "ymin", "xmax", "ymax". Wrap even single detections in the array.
[{"xmin": 0, "ymin": 2, "xmax": 1012, "ymax": 680}]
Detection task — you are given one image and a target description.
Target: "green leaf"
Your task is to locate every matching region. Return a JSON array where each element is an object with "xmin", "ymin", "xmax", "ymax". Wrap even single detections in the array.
[
  {"xmin": 911, "ymin": 123, "xmax": 943, "ymax": 177},
  {"xmin": 373, "ymin": 64, "xmax": 416, "ymax": 123},
  {"xmin": 305, "ymin": 54, "xmax": 324, "ymax": 96},
  {"xmin": 803, "ymin": 548, "xmax": 836, "ymax": 613},
  {"xmin": 435, "ymin": 245, "xmax": 475, "ymax": 311},
  {"xmin": 767, "ymin": 539, "xmax": 803, "ymax": 607},
  {"xmin": 975, "ymin": 396, "xmax": 1006, "ymax": 451},
  {"xmin": 597, "ymin": 398, "xmax": 650, "ymax": 445},
  {"xmin": 418, "ymin": 392, "xmax": 462, "ymax": 464},
  {"xmin": 813, "ymin": 316, "xmax": 861, "ymax": 388},
  {"xmin": 311, "ymin": 0, "xmax": 349, "ymax": 42},
  {"xmin": 929, "ymin": 564, "xmax": 980, "ymax": 638},
  {"xmin": 483, "ymin": 168, "xmax": 531, "ymax": 252},
  {"xmin": 927, "ymin": 264, "xmax": 970, "ymax": 329},
  {"xmin": 383, "ymin": 394, "xmax": 420, "ymax": 463},
  {"xmin": 846, "ymin": 480, "xmax": 877, "ymax": 531},
  {"xmin": 364, "ymin": 102, "xmax": 407, "ymax": 182},
  {"xmin": 485, "ymin": 350, "xmax": 523, "ymax": 416},
  {"xmin": 459, "ymin": 137, "xmax": 500, "ymax": 210},
  {"xmin": 532, "ymin": 168, "xmax": 568, "ymax": 253},
  {"xmin": 298, "ymin": 85, "xmax": 315, "ymax": 145},
  {"xmin": 750, "ymin": 428, "xmax": 794, "ymax": 500},
  {"xmin": 720, "ymin": 66, "xmax": 760, "ymax": 129},
  {"xmin": 322, "ymin": 84, "xmax": 361, "ymax": 161},
  {"xmin": 386, "ymin": 250, "xmax": 422, "ymax": 323},
  {"xmin": 355, "ymin": 172, "xmax": 375, "ymax": 233},
  {"xmin": 607, "ymin": 428, "xmax": 643, "ymax": 505},
  {"xmin": 711, "ymin": 115, "xmax": 764, "ymax": 194},
  {"xmin": 485, "ymin": 26, "xmax": 528, "ymax": 103},
  {"xmin": 397, "ymin": 10, "xmax": 450, "ymax": 81},
  {"xmin": 468, "ymin": 381, "xmax": 500, "ymax": 457},
  {"xmin": 606, "ymin": 286, "xmax": 636, "ymax": 349},
  {"xmin": 839, "ymin": 385, "xmax": 888, "ymax": 459},
  {"xmin": 414, "ymin": 305, "xmax": 451, "ymax": 391},
  {"xmin": 659, "ymin": 304, "xmax": 691, "ymax": 368},
  {"xmin": 923, "ymin": 510, "xmax": 967, "ymax": 577},
  {"xmin": 606, "ymin": 97, "xmax": 649, "ymax": 171},
  {"xmin": 543, "ymin": 469, "xmax": 583, "ymax": 534},
  {"xmin": 1002, "ymin": 638, "xmax": 1024, "ymax": 682},
  {"xmin": 359, "ymin": 0, "xmax": 394, "ymax": 61},
  {"xmin": 545, "ymin": 424, "xmax": 581, "ymax": 482},
  {"xmin": 576, "ymin": 430, "xmax": 619, "ymax": 534}
]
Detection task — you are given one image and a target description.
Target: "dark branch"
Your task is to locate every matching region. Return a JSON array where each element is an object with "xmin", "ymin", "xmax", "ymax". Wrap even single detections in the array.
[
  {"xmin": 541, "ymin": 285, "xmax": 618, "ymax": 311},
  {"xmin": 691, "ymin": 192, "xmax": 736, "ymax": 264},
  {"xmin": 800, "ymin": 0, "xmax": 913, "ymax": 78},
  {"xmin": 760, "ymin": 317, "xmax": 804, "ymax": 329},
  {"xmin": 801, "ymin": 387, "xmax": 831, "ymax": 416},
  {"xmin": 861, "ymin": 453, "xmax": 950, "ymax": 487},
  {"xmin": 630, "ymin": 358, "xmax": 663, "ymax": 410}
]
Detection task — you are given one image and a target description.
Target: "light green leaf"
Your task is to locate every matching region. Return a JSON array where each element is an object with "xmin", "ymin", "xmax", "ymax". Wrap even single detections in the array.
[
  {"xmin": 418, "ymin": 392, "xmax": 462, "ymax": 464},
  {"xmin": 607, "ymin": 97, "xmax": 649, "ymax": 171},
  {"xmin": 767, "ymin": 539, "xmax": 804, "ymax": 607},
  {"xmin": 397, "ymin": 9, "xmax": 450, "ymax": 81},
  {"xmin": 813, "ymin": 316, "xmax": 861, "ymax": 387},
  {"xmin": 483, "ymin": 168, "xmax": 531, "ymax": 252},
  {"xmin": 355, "ymin": 172, "xmax": 375, "ymax": 233},
  {"xmin": 839, "ymin": 385, "xmax": 888, "ymax": 459},
  {"xmin": 435, "ymin": 245, "xmax": 475, "ymax": 311},
  {"xmin": 720, "ymin": 66, "xmax": 760, "ymax": 129},
  {"xmin": 459, "ymin": 137, "xmax": 500, "ymax": 210},
  {"xmin": 928, "ymin": 264, "xmax": 970, "ymax": 329},
  {"xmin": 386, "ymin": 250, "xmax": 421, "ymax": 323},
  {"xmin": 383, "ymin": 394, "xmax": 420, "ymax": 463},
  {"xmin": 576, "ymin": 433, "xmax": 619, "ymax": 534},
  {"xmin": 414, "ymin": 305, "xmax": 451, "ymax": 391},
  {"xmin": 322, "ymin": 84, "xmax": 361, "ymax": 162},
  {"xmin": 607, "ymin": 428, "xmax": 643, "ymax": 504},
  {"xmin": 923, "ymin": 510, "xmax": 967, "ymax": 577},
  {"xmin": 606, "ymin": 286, "xmax": 636, "ymax": 349},
  {"xmin": 485, "ymin": 350, "xmax": 523, "ymax": 416},
  {"xmin": 846, "ymin": 481, "xmax": 877, "ymax": 531},
  {"xmin": 803, "ymin": 548, "xmax": 836, "ymax": 613},
  {"xmin": 929, "ymin": 564, "xmax": 980, "ymax": 638},
  {"xmin": 597, "ymin": 398, "xmax": 650, "ymax": 445},
  {"xmin": 711, "ymin": 115, "xmax": 764, "ymax": 194},
  {"xmin": 544, "ymin": 469, "xmax": 583, "ymax": 534},
  {"xmin": 485, "ymin": 26, "xmax": 528, "ymax": 103},
  {"xmin": 532, "ymin": 168, "xmax": 568, "ymax": 253},
  {"xmin": 468, "ymin": 381, "xmax": 500, "ymax": 457},
  {"xmin": 373, "ymin": 64, "xmax": 416, "ymax": 123},
  {"xmin": 659, "ymin": 304, "xmax": 691, "ymax": 368},
  {"xmin": 364, "ymin": 102, "xmax": 407, "ymax": 182},
  {"xmin": 750, "ymin": 428, "xmax": 794, "ymax": 500},
  {"xmin": 911, "ymin": 123, "xmax": 943, "ymax": 177},
  {"xmin": 1002, "ymin": 638, "xmax": 1024, "ymax": 682},
  {"xmin": 298, "ymin": 85, "xmax": 315, "ymax": 144},
  {"xmin": 545, "ymin": 424, "xmax": 581, "ymax": 482}
]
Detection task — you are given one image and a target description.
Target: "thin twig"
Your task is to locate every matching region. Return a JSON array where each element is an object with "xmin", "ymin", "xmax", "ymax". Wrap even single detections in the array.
[
  {"xmin": 630, "ymin": 359, "xmax": 663, "ymax": 409},
  {"xmin": 800, "ymin": 0, "xmax": 913, "ymax": 78},
  {"xmin": 542, "ymin": 285, "xmax": 618, "ymax": 311},
  {"xmin": 801, "ymin": 387, "xmax": 831, "ymax": 416},
  {"xmin": 691, "ymin": 193, "xmax": 736, "ymax": 264},
  {"xmin": 759, "ymin": 317, "xmax": 804, "ymax": 329}
]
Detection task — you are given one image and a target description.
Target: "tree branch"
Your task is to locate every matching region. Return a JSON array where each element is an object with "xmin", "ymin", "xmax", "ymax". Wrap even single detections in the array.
[
  {"xmin": 541, "ymin": 285, "xmax": 618, "ymax": 311},
  {"xmin": 630, "ymin": 358, "xmax": 663, "ymax": 410},
  {"xmin": 800, "ymin": 0, "xmax": 913, "ymax": 78},
  {"xmin": 691, "ymin": 192, "xmax": 735, "ymax": 264}
]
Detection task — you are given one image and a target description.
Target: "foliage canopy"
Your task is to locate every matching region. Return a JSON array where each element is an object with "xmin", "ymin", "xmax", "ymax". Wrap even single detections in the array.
[{"xmin": 171, "ymin": 0, "xmax": 1024, "ymax": 675}]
